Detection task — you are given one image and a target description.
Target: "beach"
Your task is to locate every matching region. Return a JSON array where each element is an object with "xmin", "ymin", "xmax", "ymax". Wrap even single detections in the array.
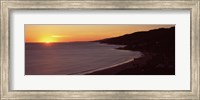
[{"xmin": 88, "ymin": 52, "xmax": 175, "ymax": 75}]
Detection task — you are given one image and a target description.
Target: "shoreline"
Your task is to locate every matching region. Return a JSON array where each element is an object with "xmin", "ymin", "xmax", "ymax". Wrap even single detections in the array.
[
  {"xmin": 75, "ymin": 58, "xmax": 135, "ymax": 75},
  {"xmin": 87, "ymin": 52, "xmax": 175, "ymax": 75},
  {"xmin": 86, "ymin": 52, "xmax": 148, "ymax": 75}
]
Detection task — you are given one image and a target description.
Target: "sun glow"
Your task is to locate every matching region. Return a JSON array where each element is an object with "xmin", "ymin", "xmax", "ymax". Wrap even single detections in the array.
[
  {"xmin": 39, "ymin": 37, "xmax": 56, "ymax": 43},
  {"xmin": 45, "ymin": 41, "xmax": 50, "ymax": 44}
]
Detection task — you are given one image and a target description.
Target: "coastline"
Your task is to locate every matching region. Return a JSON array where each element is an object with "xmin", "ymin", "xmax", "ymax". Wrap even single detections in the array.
[
  {"xmin": 75, "ymin": 58, "xmax": 135, "ymax": 75},
  {"xmin": 86, "ymin": 52, "xmax": 148, "ymax": 75},
  {"xmin": 69, "ymin": 42, "xmax": 142, "ymax": 75},
  {"xmin": 90, "ymin": 27, "xmax": 175, "ymax": 75},
  {"xmin": 87, "ymin": 52, "xmax": 175, "ymax": 75}
]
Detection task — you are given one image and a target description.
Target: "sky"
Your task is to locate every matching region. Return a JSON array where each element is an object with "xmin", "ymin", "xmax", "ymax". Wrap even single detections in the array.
[{"xmin": 25, "ymin": 24, "xmax": 174, "ymax": 43}]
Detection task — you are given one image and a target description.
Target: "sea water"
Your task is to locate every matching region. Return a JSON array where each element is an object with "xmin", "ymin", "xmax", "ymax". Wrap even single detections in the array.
[{"xmin": 25, "ymin": 42, "xmax": 142, "ymax": 75}]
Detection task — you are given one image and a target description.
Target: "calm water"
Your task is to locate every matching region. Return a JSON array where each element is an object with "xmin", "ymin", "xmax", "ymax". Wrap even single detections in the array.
[{"xmin": 25, "ymin": 42, "xmax": 142, "ymax": 75}]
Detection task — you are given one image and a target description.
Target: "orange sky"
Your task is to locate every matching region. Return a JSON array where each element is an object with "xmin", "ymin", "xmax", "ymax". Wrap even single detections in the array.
[{"xmin": 25, "ymin": 24, "xmax": 174, "ymax": 43}]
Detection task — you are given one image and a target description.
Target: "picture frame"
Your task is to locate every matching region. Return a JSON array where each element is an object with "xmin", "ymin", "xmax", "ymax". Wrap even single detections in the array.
[{"xmin": 1, "ymin": 0, "xmax": 199, "ymax": 99}]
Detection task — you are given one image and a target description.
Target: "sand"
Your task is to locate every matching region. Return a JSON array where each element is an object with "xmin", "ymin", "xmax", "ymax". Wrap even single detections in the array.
[{"xmin": 87, "ymin": 52, "xmax": 175, "ymax": 75}]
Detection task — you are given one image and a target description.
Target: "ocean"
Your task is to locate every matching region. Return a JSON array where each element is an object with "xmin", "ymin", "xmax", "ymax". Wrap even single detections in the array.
[{"xmin": 25, "ymin": 42, "xmax": 142, "ymax": 75}]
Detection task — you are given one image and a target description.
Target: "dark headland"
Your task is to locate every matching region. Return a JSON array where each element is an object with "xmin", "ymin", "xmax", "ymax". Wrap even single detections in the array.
[{"xmin": 88, "ymin": 27, "xmax": 175, "ymax": 75}]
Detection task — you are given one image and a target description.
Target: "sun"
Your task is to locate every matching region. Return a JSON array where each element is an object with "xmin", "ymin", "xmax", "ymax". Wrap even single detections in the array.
[
  {"xmin": 45, "ymin": 41, "xmax": 50, "ymax": 44},
  {"xmin": 40, "ymin": 37, "xmax": 56, "ymax": 44},
  {"xmin": 44, "ymin": 41, "xmax": 52, "ymax": 46}
]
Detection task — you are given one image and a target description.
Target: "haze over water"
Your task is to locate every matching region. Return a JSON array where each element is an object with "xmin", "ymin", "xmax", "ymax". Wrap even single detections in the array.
[{"xmin": 25, "ymin": 42, "xmax": 142, "ymax": 75}]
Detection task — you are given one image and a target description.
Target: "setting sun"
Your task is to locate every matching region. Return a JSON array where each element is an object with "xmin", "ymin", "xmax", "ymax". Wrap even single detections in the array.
[
  {"xmin": 39, "ymin": 37, "xmax": 56, "ymax": 43},
  {"xmin": 45, "ymin": 41, "xmax": 50, "ymax": 43}
]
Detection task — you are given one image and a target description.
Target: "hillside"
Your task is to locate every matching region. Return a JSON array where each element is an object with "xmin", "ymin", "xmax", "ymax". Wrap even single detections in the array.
[{"xmin": 91, "ymin": 27, "xmax": 175, "ymax": 75}]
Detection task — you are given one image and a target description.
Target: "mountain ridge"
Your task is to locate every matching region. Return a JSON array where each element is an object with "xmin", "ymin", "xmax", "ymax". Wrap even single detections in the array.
[{"xmin": 90, "ymin": 26, "xmax": 175, "ymax": 75}]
